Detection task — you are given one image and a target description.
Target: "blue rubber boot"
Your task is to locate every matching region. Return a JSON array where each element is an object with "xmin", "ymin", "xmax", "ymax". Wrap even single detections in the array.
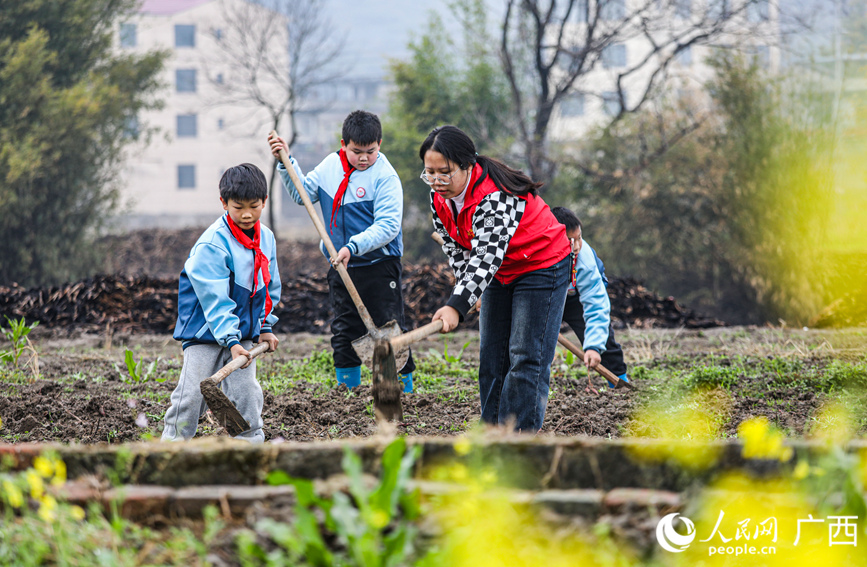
[
  {"xmin": 608, "ymin": 372, "xmax": 629, "ymax": 389},
  {"xmin": 336, "ymin": 366, "xmax": 361, "ymax": 389},
  {"xmin": 399, "ymin": 373, "xmax": 413, "ymax": 393}
]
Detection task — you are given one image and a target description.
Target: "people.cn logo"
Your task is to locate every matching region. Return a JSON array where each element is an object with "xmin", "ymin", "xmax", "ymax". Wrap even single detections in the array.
[{"xmin": 656, "ymin": 513, "xmax": 696, "ymax": 553}]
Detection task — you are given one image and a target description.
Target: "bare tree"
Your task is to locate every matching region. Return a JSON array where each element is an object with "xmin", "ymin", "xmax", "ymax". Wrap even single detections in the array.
[
  {"xmin": 203, "ymin": 0, "xmax": 348, "ymax": 230},
  {"xmin": 500, "ymin": 0, "xmax": 786, "ymax": 182}
]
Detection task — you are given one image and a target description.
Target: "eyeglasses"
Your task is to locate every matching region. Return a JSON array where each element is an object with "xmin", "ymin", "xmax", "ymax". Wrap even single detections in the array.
[{"xmin": 420, "ymin": 169, "xmax": 459, "ymax": 186}]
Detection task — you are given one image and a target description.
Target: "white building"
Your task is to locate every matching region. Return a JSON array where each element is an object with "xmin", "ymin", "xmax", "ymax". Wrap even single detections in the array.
[{"xmin": 116, "ymin": 0, "xmax": 286, "ymax": 229}]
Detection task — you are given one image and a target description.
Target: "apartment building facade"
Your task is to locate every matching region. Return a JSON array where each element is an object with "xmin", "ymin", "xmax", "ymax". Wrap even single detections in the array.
[{"xmin": 117, "ymin": 0, "xmax": 286, "ymax": 229}]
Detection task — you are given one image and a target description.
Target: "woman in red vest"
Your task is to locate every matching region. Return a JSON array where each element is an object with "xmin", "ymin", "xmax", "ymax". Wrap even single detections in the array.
[{"xmin": 420, "ymin": 125, "xmax": 571, "ymax": 432}]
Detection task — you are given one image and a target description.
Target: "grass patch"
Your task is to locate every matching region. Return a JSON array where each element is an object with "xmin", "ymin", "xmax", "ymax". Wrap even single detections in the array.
[
  {"xmin": 258, "ymin": 350, "xmax": 337, "ymax": 394},
  {"xmin": 683, "ymin": 364, "xmax": 741, "ymax": 390}
]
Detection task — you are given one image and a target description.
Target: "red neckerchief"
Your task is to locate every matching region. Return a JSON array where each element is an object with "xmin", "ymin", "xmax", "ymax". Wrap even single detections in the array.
[
  {"xmin": 330, "ymin": 148, "xmax": 355, "ymax": 228},
  {"xmin": 225, "ymin": 214, "xmax": 272, "ymax": 320}
]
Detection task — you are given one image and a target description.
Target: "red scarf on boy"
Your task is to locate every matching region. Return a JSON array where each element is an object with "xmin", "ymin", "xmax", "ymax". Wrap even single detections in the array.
[
  {"xmin": 226, "ymin": 214, "xmax": 272, "ymax": 320},
  {"xmin": 330, "ymin": 148, "xmax": 355, "ymax": 228}
]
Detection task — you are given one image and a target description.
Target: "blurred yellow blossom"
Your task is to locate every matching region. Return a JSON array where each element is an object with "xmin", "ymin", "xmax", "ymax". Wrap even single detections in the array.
[
  {"xmin": 25, "ymin": 470, "xmax": 44, "ymax": 499},
  {"xmin": 37, "ymin": 494, "xmax": 57, "ymax": 522},
  {"xmin": 739, "ymin": 416, "xmax": 793, "ymax": 462},
  {"xmin": 2, "ymin": 479, "xmax": 24, "ymax": 509},
  {"xmin": 70, "ymin": 505, "xmax": 86, "ymax": 521},
  {"xmin": 33, "ymin": 456, "xmax": 54, "ymax": 478},
  {"xmin": 454, "ymin": 437, "xmax": 472, "ymax": 456}
]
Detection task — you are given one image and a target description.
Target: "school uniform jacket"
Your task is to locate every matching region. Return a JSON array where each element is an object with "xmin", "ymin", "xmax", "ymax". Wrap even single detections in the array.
[
  {"xmin": 431, "ymin": 163, "xmax": 571, "ymax": 320},
  {"xmin": 277, "ymin": 151, "xmax": 403, "ymax": 267},
  {"xmin": 567, "ymin": 240, "xmax": 611, "ymax": 354},
  {"xmin": 173, "ymin": 214, "xmax": 281, "ymax": 349}
]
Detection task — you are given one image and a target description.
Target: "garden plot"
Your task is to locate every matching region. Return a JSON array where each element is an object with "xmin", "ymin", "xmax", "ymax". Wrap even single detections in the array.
[{"xmin": 0, "ymin": 327, "xmax": 865, "ymax": 445}]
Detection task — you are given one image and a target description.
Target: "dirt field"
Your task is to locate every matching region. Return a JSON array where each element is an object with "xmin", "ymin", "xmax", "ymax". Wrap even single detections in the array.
[{"xmin": 1, "ymin": 326, "xmax": 865, "ymax": 445}]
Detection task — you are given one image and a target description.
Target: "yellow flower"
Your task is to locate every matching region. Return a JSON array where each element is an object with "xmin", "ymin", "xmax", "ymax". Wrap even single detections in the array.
[
  {"xmin": 739, "ymin": 416, "xmax": 792, "ymax": 462},
  {"xmin": 454, "ymin": 437, "xmax": 472, "ymax": 456},
  {"xmin": 26, "ymin": 470, "xmax": 44, "ymax": 499},
  {"xmin": 33, "ymin": 456, "xmax": 54, "ymax": 478},
  {"xmin": 52, "ymin": 460, "xmax": 67, "ymax": 486},
  {"xmin": 451, "ymin": 464, "xmax": 469, "ymax": 482},
  {"xmin": 70, "ymin": 505, "xmax": 86, "ymax": 521},
  {"xmin": 793, "ymin": 460, "xmax": 810, "ymax": 479},
  {"xmin": 37, "ymin": 494, "xmax": 57, "ymax": 522},
  {"xmin": 2, "ymin": 480, "xmax": 24, "ymax": 509},
  {"xmin": 367, "ymin": 508, "xmax": 390, "ymax": 529}
]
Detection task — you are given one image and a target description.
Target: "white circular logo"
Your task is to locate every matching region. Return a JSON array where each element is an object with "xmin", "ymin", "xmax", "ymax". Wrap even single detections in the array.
[
  {"xmin": 389, "ymin": 281, "xmax": 396, "ymax": 289},
  {"xmin": 656, "ymin": 513, "xmax": 695, "ymax": 553},
  {"xmin": 356, "ymin": 187, "xmax": 366, "ymax": 198}
]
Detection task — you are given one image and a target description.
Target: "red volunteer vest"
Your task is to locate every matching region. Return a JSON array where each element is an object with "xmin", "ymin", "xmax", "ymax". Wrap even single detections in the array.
[{"xmin": 432, "ymin": 164, "xmax": 570, "ymax": 285}]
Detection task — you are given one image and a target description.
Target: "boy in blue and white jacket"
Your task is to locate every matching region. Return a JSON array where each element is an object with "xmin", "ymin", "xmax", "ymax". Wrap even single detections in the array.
[
  {"xmin": 162, "ymin": 163, "xmax": 281, "ymax": 443},
  {"xmin": 268, "ymin": 110, "xmax": 415, "ymax": 391},
  {"xmin": 551, "ymin": 207, "xmax": 629, "ymax": 388}
]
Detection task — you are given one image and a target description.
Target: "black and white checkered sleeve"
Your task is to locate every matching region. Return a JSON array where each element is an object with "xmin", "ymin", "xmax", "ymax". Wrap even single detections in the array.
[
  {"xmin": 445, "ymin": 192, "xmax": 525, "ymax": 318},
  {"xmin": 430, "ymin": 192, "xmax": 470, "ymax": 279}
]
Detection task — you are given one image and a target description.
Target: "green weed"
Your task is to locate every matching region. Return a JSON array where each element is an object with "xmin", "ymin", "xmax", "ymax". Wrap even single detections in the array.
[
  {"xmin": 239, "ymin": 437, "xmax": 424, "ymax": 566},
  {"xmin": 0, "ymin": 316, "xmax": 39, "ymax": 380},
  {"xmin": 118, "ymin": 348, "xmax": 164, "ymax": 384},
  {"xmin": 683, "ymin": 364, "xmax": 741, "ymax": 390}
]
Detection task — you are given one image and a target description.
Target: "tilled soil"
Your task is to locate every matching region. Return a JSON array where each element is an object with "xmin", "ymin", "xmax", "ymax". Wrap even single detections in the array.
[{"xmin": 0, "ymin": 329, "xmax": 846, "ymax": 445}]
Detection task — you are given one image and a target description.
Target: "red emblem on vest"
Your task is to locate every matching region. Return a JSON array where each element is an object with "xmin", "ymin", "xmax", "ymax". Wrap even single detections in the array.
[{"xmin": 356, "ymin": 187, "xmax": 366, "ymax": 198}]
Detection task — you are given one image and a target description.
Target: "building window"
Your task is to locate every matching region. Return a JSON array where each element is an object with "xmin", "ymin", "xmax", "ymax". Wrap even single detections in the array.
[
  {"xmin": 602, "ymin": 44, "xmax": 627, "ymax": 68},
  {"xmin": 177, "ymin": 114, "xmax": 197, "ymax": 137},
  {"xmin": 178, "ymin": 165, "xmax": 196, "ymax": 189},
  {"xmin": 676, "ymin": 45, "xmax": 693, "ymax": 66},
  {"xmin": 747, "ymin": 0, "xmax": 770, "ymax": 22},
  {"xmin": 217, "ymin": 118, "xmax": 225, "ymax": 130},
  {"xmin": 216, "ymin": 73, "xmax": 224, "ymax": 84},
  {"xmin": 560, "ymin": 94, "xmax": 585, "ymax": 117},
  {"xmin": 175, "ymin": 24, "xmax": 195, "ymax": 47},
  {"xmin": 674, "ymin": 0, "xmax": 691, "ymax": 19},
  {"xmin": 600, "ymin": 0, "xmax": 625, "ymax": 20},
  {"xmin": 213, "ymin": 28, "xmax": 223, "ymax": 41},
  {"xmin": 176, "ymin": 69, "xmax": 197, "ymax": 93},
  {"xmin": 602, "ymin": 91, "xmax": 621, "ymax": 116},
  {"xmin": 120, "ymin": 23, "xmax": 137, "ymax": 47}
]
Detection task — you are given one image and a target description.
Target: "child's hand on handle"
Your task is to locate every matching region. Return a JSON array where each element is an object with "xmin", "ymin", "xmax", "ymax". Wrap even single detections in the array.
[
  {"xmin": 333, "ymin": 246, "xmax": 351, "ymax": 269},
  {"xmin": 433, "ymin": 306, "xmax": 460, "ymax": 333},
  {"xmin": 584, "ymin": 349, "xmax": 601, "ymax": 370},
  {"xmin": 230, "ymin": 343, "xmax": 253, "ymax": 368},
  {"xmin": 268, "ymin": 132, "xmax": 288, "ymax": 159},
  {"xmin": 259, "ymin": 332, "xmax": 279, "ymax": 353}
]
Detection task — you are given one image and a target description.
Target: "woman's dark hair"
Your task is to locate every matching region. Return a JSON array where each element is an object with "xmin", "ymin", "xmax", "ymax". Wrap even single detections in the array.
[{"xmin": 418, "ymin": 125, "xmax": 542, "ymax": 196}]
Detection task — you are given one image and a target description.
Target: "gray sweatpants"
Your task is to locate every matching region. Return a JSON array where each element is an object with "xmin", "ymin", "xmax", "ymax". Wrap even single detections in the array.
[{"xmin": 161, "ymin": 341, "xmax": 264, "ymax": 443}]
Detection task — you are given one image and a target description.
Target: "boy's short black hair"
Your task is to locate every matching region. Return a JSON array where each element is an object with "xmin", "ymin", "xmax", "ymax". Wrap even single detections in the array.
[
  {"xmin": 551, "ymin": 206, "xmax": 582, "ymax": 232},
  {"xmin": 219, "ymin": 163, "xmax": 268, "ymax": 202},
  {"xmin": 342, "ymin": 110, "xmax": 382, "ymax": 146}
]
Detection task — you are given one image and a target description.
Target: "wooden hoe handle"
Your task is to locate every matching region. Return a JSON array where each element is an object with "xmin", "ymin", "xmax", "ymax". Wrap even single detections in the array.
[
  {"xmin": 557, "ymin": 334, "xmax": 622, "ymax": 386},
  {"xmin": 270, "ymin": 130, "xmax": 378, "ymax": 334},
  {"xmin": 391, "ymin": 320, "xmax": 444, "ymax": 350},
  {"xmin": 209, "ymin": 342, "xmax": 271, "ymax": 385}
]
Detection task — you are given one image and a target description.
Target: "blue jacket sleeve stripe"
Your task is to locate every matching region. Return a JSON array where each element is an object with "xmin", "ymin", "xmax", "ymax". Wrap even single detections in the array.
[{"xmin": 574, "ymin": 242, "xmax": 611, "ymax": 353}]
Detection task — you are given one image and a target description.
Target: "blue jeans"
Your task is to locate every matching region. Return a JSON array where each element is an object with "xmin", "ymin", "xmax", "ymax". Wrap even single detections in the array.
[{"xmin": 478, "ymin": 256, "xmax": 570, "ymax": 432}]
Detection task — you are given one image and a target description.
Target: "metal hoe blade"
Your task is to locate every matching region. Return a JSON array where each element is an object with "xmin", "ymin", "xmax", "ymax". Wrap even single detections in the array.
[
  {"xmin": 200, "ymin": 378, "xmax": 250, "ymax": 436},
  {"xmin": 351, "ymin": 320, "xmax": 409, "ymax": 370}
]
